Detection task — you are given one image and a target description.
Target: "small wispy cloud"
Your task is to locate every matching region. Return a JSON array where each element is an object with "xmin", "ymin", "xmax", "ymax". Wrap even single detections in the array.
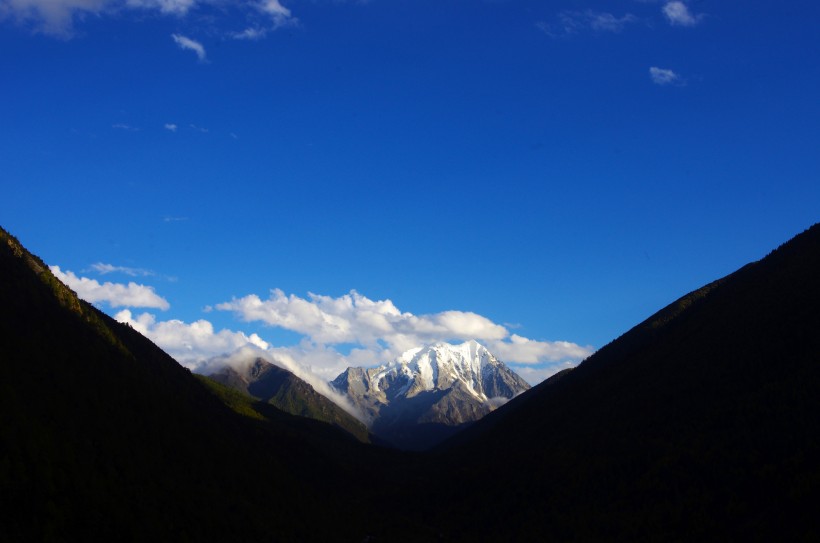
[
  {"xmin": 163, "ymin": 216, "xmax": 188, "ymax": 222},
  {"xmin": 171, "ymin": 33, "xmax": 206, "ymax": 62},
  {"xmin": 232, "ymin": 27, "xmax": 267, "ymax": 40},
  {"xmin": 164, "ymin": 123, "xmax": 178, "ymax": 132},
  {"xmin": 90, "ymin": 262, "xmax": 155, "ymax": 277},
  {"xmin": 126, "ymin": 0, "xmax": 197, "ymax": 16},
  {"xmin": 587, "ymin": 11, "xmax": 639, "ymax": 32},
  {"xmin": 662, "ymin": 1, "xmax": 702, "ymax": 27},
  {"xmin": 538, "ymin": 10, "xmax": 638, "ymax": 38},
  {"xmin": 229, "ymin": 0, "xmax": 296, "ymax": 40},
  {"xmin": 112, "ymin": 123, "xmax": 139, "ymax": 131},
  {"xmin": 649, "ymin": 66, "xmax": 682, "ymax": 85},
  {"xmin": 188, "ymin": 123, "xmax": 208, "ymax": 133}
]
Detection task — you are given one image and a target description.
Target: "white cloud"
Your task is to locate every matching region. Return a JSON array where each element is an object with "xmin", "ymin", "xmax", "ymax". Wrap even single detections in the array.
[
  {"xmin": 115, "ymin": 309, "xmax": 268, "ymax": 365},
  {"xmin": 488, "ymin": 334, "xmax": 591, "ymax": 364},
  {"xmin": 538, "ymin": 10, "xmax": 638, "ymax": 37},
  {"xmin": 90, "ymin": 262, "xmax": 154, "ymax": 277},
  {"xmin": 126, "ymin": 0, "xmax": 196, "ymax": 15},
  {"xmin": 0, "ymin": 0, "xmax": 108, "ymax": 36},
  {"xmin": 662, "ymin": 1, "xmax": 701, "ymax": 27},
  {"xmin": 588, "ymin": 11, "xmax": 639, "ymax": 32},
  {"xmin": 232, "ymin": 26, "xmax": 267, "ymax": 40},
  {"xmin": 216, "ymin": 289, "xmax": 592, "ymax": 371},
  {"xmin": 649, "ymin": 66, "xmax": 681, "ymax": 85},
  {"xmin": 233, "ymin": 1, "xmax": 295, "ymax": 39},
  {"xmin": 510, "ymin": 361, "xmax": 576, "ymax": 386},
  {"xmin": 216, "ymin": 289, "xmax": 511, "ymax": 352},
  {"xmin": 2, "ymin": 0, "xmax": 296, "ymax": 39},
  {"xmin": 258, "ymin": 0, "xmax": 288, "ymax": 17},
  {"xmin": 112, "ymin": 123, "xmax": 139, "ymax": 131},
  {"xmin": 172, "ymin": 33, "xmax": 205, "ymax": 61},
  {"xmin": 164, "ymin": 123, "xmax": 177, "ymax": 132},
  {"xmin": 50, "ymin": 266, "xmax": 170, "ymax": 310}
]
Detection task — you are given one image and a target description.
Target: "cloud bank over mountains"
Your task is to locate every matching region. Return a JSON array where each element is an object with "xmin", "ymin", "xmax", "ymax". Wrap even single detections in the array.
[
  {"xmin": 215, "ymin": 289, "xmax": 593, "ymax": 381},
  {"xmin": 54, "ymin": 265, "xmax": 593, "ymax": 386}
]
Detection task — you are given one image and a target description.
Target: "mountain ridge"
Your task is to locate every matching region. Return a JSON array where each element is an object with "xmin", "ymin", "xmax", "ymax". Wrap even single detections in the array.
[{"xmin": 207, "ymin": 357, "xmax": 371, "ymax": 442}]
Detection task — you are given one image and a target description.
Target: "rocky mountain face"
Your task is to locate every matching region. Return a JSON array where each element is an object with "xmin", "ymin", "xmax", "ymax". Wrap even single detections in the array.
[
  {"xmin": 332, "ymin": 340, "xmax": 530, "ymax": 450},
  {"xmin": 208, "ymin": 358, "xmax": 369, "ymax": 442}
]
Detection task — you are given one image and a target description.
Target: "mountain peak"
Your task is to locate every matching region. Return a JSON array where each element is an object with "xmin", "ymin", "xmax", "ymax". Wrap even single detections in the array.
[
  {"xmin": 386, "ymin": 340, "xmax": 511, "ymax": 399},
  {"xmin": 332, "ymin": 341, "xmax": 529, "ymax": 449}
]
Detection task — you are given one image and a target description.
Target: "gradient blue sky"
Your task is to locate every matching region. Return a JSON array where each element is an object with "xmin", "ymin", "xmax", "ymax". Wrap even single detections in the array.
[{"xmin": 2, "ymin": 0, "xmax": 818, "ymax": 383}]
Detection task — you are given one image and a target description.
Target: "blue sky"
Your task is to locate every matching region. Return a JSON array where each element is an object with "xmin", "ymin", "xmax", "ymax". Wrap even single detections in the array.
[{"xmin": 2, "ymin": 0, "xmax": 819, "ymax": 384}]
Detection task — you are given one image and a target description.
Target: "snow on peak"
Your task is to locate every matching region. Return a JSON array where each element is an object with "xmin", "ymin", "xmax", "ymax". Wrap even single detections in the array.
[
  {"xmin": 374, "ymin": 340, "xmax": 503, "ymax": 399},
  {"xmin": 331, "ymin": 340, "xmax": 532, "ymax": 445}
]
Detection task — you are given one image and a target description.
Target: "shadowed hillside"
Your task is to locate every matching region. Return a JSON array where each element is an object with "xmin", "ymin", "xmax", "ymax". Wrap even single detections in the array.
[
  {"xmin": 427, "ymin": 224, "xmax": 820, "ymax": 540},
  {"xmin": 0, "ymin": 227, "xmax": 401, "ymax": 541}
]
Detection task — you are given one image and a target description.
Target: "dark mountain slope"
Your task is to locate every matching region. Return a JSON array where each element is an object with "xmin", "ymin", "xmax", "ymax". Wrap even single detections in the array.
[
  {"xmin": 0, "ymin": 227, "xmax": 392, "ymax": 541},
  {"xmin": 429, "ymin": 224, "xmax": 820, "ymax": 541},
  {"xmin": 207, "ymin": 358, "xmax": 370, "ymax": 442}
]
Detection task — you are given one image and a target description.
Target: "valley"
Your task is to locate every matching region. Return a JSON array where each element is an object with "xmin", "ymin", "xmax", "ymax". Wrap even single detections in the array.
[{"xmin": 3, "ymin": 223, "xmax": 819, "ymax": 540}]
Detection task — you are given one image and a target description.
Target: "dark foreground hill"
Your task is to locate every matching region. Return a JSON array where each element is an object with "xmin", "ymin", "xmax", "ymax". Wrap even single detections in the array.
[
  {"xmin": 426, "ymin": 224, "xmax": 820, "ymax": 541},
  {"xmin": 0, "ymin": 227, "xmax": 402, "ymax": 541}
]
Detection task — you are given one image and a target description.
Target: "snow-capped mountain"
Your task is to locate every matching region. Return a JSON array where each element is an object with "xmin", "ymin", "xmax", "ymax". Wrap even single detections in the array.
[{"xmin": 331, "ymin": 340, "xmax": 530, "ymax": 450}]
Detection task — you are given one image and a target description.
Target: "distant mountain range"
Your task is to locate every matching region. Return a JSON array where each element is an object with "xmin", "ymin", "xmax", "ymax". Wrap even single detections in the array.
[
  {"xmin": 332, "ymin": 340, "xmax": 530, "ymax": 449},
  {"xmin": 205, "ymin": 340, "xmax": 530, "ymax": 451},
  {"xmin": 3, "ymin": 222, "xmax": 820, "ymax": 541}
]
